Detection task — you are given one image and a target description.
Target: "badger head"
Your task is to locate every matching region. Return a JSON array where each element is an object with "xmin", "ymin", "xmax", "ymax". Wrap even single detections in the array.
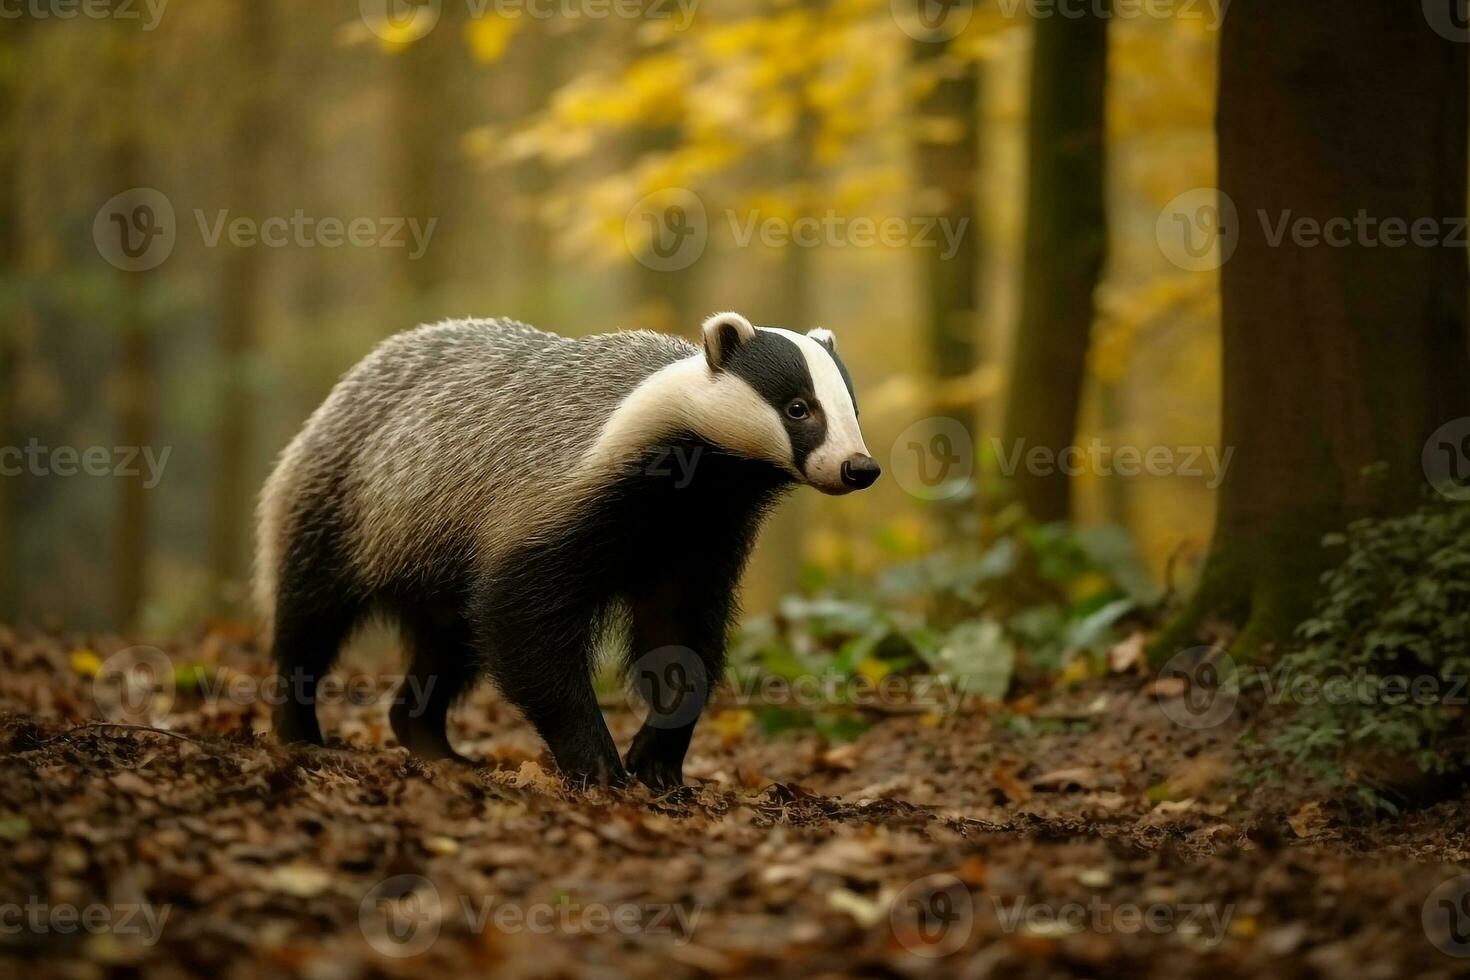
[{"xmin": 699, "ymin": 311, "xmax": 880, "ymax": 494}]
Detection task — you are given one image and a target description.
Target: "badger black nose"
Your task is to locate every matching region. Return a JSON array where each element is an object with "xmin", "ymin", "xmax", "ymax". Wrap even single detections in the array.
[{"xmin": 840, "ymin": 454, "xmax": 881, "ymax": 490}]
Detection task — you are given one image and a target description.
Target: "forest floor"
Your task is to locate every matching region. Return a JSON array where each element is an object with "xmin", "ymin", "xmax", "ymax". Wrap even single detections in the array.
[{"xmin": 2, "ymin": 625, "xmax": 1469, "ymax": 979}]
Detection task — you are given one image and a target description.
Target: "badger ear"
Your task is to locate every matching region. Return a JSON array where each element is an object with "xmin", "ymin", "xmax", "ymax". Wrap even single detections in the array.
[
  {"xmin": 807, "ymin": 327, "xmax": 835, "ymax": 352},
  {"xmin": 702, "ymin": 311, "xmax": 755, "ymax": 371}
]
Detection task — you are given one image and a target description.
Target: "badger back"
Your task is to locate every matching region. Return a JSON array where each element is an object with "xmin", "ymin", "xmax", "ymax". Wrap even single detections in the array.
[{"xmin": 255, "ymin": 318, "xmax": 695, "ymax": 610}]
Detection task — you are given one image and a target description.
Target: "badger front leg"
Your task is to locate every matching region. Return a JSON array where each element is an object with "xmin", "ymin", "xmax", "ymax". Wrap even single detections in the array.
[{"xmin": 623, "ymin": 578, "xmax": 733, "ymax": 791}]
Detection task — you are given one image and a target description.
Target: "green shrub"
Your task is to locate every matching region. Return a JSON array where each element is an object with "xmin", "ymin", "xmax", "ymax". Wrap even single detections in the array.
[
  {"xmin": 727, "ymin": 507, "xmax": 1156, "ymax": 737},
  {"xmin": 1266, "ymin": 502, "xmax": 1470, "ymax": 811}
]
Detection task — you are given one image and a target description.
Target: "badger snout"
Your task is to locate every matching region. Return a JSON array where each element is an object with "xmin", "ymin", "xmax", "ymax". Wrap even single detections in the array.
[{"xmin": 839, "ymin": 453, "xmax": 881, "ymax": 491}]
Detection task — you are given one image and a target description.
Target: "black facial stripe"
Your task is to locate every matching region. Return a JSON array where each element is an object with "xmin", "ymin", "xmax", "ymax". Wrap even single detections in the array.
[{"xmin": 723, "ymin": 329, "xmax": 827, "ymax": 470}]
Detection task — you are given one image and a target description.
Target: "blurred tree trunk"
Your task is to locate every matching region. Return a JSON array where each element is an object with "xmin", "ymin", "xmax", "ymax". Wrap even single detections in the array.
[
  {"xmin": 1002, "ymin": 7, "xmax": 1109, "ymax": 523},
  {"xmin": 911, "ymin": 38, "xmax": 981, "ymax": 517},
  {"xmin": 210, "ymin": 0, "xmax": 275, "ymax": 611},
  {"xmin": 110, "ymin": 35, "xmax": 152, "ymax": 629},
  {"xmin": 0, "ymin": 21, "xmax": 26, "ymax": 621},
  {"xmin": 758, "ymin": 75, "xmax": 820, "ymax": 597},
  {"xmin": 394, "ymin": 2, "xmax": 466, "ymax": 303},
  {"xmin": 1152, "ymin": 2, "xmax": 1470, "ymax": 663}
]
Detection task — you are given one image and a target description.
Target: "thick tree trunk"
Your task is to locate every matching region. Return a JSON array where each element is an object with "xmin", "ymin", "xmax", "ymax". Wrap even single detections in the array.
[
  {"xmin": 1002, "ymin": 7, "xmax": 1109, "ymax": 523},
  {"xmin": 210, "ymin": 0, "xmax": 274, "ymax": 611},
  {"xmin": 1153, "ymin": 3, "xmax": 1470, "ymax": 662},
  {"xmin": 912, "ymin": 43, "xmax": 982, "ymax": 447}
]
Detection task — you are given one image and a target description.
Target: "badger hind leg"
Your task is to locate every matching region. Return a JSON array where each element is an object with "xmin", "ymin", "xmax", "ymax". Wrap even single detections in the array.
[
  {"xmin": 270, "ymin": 584, "xmax": 363, "ymax": 747},
  {"xmin": 268, "ymin": 495, "xmax": 365, "ymax": 747},
  {"xmin": 389, "ymin": 608, "xmax": 478, "ymax": 764}
]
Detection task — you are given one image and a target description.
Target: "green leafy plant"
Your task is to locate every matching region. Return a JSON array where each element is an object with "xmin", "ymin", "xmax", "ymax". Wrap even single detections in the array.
[
  {"xmin": 727, "ymin": 507, "xmax": 1156, "ymax": 737},
  {"xmin": 1266, "ymin": 502, "xmax": 1470, "ymax": 812}
]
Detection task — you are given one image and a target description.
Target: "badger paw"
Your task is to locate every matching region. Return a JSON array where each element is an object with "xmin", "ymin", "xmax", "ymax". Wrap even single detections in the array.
[
  {"xmin": 548, "ymin": 734, "xmax": 629, "ymax": 790},
  {"xmin": 624, "ymin": 728, "xmax": 686, "ymax": 792}
]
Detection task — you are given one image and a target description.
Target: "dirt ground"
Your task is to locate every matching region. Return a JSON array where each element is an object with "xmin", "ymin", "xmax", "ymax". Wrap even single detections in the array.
[{"xmin": 2, "ymin": 625, "xmax": 1469, "ymax": 979}]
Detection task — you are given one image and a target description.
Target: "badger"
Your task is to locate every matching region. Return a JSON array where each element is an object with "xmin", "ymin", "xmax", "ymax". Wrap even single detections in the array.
[{"xmin": 254, "ymin": 311, "xmax": 880, "ymax": 788}]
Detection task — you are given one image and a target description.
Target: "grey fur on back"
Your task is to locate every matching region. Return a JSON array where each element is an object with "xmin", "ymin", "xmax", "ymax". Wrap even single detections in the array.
[{"xmin": 254, "ymin": 318, "xmax": 698, "ymax": 624}]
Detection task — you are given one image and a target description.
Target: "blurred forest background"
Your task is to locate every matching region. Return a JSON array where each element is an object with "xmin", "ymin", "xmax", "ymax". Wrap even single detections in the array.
[{"xmin": 0, "ymin": 0, "xmax": 1241, "ymax": 635}]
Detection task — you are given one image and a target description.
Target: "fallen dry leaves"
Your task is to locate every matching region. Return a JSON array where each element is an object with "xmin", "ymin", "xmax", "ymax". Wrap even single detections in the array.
[{"xmin": 0, "ymin": 626, "xmax": 1468, "ymax": 978}]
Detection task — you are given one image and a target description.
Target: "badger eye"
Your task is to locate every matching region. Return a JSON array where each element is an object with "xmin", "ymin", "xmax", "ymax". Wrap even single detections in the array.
[{"xmin": 785, "ymin": 399, "xmax": 810, "ymax": 420}]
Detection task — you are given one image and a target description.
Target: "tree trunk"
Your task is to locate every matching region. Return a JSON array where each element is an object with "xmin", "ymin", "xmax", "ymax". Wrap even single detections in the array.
[
  {"xmin": 111, "ymin": 37, "xmax": 152, "ymax": 630},
  {"xmin": 912, "ymin": 42, "xmax": 981, "ymax": 446},
  {"xmin": 0, "ymin": 21, "xmax": 26, "ymax": 621},
  {"xmin": 394, "ymin": 1, "xmax": 465, "ymax": 303},
  {"xmin": 1002, "ymin": 7, "xmax": 1109, "ymax": 523},
  {"xmin": 210, "ymin": 0, "xmax": 275, "ymax": 612},
  {"xmin": 1152, "ymin": 2, "xmax": 1470, "ymax": 663}
]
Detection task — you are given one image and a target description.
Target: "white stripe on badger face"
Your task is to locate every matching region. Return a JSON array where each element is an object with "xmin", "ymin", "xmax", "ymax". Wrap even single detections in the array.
[{"xmin": 763, "ymin": 328, "xmax": 870, "ymax": 493}]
